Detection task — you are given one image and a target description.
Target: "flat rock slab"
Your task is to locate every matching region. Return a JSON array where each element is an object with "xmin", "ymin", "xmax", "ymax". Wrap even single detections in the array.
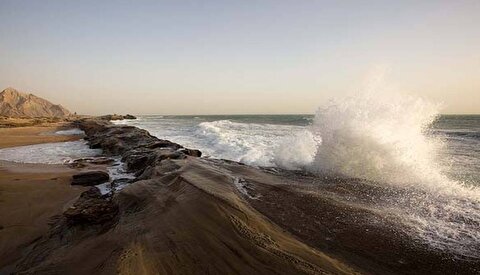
[{"xmin": 71, "ymin": 171, "xmax": 109, "ymax": 186}]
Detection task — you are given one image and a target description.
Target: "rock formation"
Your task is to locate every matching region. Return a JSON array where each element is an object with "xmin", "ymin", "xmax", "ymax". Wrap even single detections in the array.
[{"xmin": 0, "ymin": 87, "xmax": 71, "ymax": 118}]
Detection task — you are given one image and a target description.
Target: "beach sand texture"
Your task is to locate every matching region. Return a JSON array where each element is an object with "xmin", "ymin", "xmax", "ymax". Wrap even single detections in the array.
[{"xmin": 0, "ymin": 125, "xmax": 84, "ymax": 272}]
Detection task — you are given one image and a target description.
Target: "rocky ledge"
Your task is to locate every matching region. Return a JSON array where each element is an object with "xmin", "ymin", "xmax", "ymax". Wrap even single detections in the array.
[
  {"xmin": 97, "ymin": 114, "xmax": 137, "ymax": 121},
  {"xmin": 76, "ymin": 118, "xmax": 201, "ymax": 176}
]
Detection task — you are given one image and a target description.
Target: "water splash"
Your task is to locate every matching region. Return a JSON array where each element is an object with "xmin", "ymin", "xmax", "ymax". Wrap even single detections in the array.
[{"xmin": 300, "ymin": 76, "xmax": 480, "ymax": 259}]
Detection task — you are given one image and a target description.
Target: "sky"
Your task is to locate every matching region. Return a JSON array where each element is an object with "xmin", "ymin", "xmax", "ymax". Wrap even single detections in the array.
[{"xmin": 0, "ymin": 0, "xmax": 479, "ymax": 115}]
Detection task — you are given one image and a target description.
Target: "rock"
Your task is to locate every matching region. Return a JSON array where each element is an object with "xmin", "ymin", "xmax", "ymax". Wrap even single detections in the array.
[
  {"xmin": 122, "ymin": 149, "xmax": 158, "ymax": 171},
  {"xmin": 64, "ymin": 187, "xmax": 118, "ymax": 225},
  {"xmin": 145, "ymin": 140, "xmax": 182, "ymax": 150},
  {"xmin": 71, "ymin": 171, "xmax": 109, "ymax": 186},
  {"xmin": 98, "ymin": 114, "xmax": 136, "ymax": 121},
  {"xmin": 68, "ymin": 157, "xmax": 115, "ymax": 168},
  {"xmin": 111, "ymin": 178, "xmax": 133, "ymax": 189},
  {"xmin": 180, "ymin": 148, "xmax": 202, "ymax": 157},
  {"xmin": 75, "ymin": 119, "xmax": 202, "ymax": 177}
]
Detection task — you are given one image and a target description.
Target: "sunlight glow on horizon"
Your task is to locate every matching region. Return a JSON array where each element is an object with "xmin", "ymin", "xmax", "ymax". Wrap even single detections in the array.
[{"xmin": 1, "ymin": 0, "xmax": 479, "ymax": 115}]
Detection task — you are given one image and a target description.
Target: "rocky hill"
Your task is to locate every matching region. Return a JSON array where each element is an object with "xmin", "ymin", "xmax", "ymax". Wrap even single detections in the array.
[{"xmin": 0, "ymin": 87, "xmax": 71, "ymax": 118}]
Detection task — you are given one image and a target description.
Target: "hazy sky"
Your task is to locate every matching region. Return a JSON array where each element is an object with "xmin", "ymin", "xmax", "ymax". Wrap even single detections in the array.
[{"xmin": 1, "ymin": 0, "xmax": 479, "ymax": 115}]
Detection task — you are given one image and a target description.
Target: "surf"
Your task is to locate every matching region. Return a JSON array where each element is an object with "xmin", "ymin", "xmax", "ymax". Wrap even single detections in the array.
[{"xmin": 286, "ymin": 87, "xmax": 480, "ymax": 259}]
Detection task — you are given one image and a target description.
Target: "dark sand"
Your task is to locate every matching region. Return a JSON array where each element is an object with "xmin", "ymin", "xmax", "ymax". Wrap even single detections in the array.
[
  {"xmin": 0, "ymin": 126, "xmax": 85, "ymax": 272},
  {"xmin": 0, "ymin": 124, "xmax": 80, "ymax": 149}
]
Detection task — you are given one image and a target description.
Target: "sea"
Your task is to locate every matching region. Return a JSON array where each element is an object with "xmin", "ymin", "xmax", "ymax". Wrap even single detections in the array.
[{"xmin": 113, "ymin": 114, "xmax": 480, "ymax": 188}]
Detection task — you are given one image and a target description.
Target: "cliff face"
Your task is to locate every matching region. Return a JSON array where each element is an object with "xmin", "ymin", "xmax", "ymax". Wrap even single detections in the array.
[{"xmin": 0, "ymin": 87, "xmax": 71, "ymax": 118}]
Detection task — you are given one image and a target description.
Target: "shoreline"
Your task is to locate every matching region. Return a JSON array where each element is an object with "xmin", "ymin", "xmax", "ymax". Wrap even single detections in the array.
[
  {"xmin": 0, "ymin": 123, "xmax": 81, "ymax": 149},
  {"xmin": 1, "ymin": 118, "xmax": 479, "ymax": 274}
]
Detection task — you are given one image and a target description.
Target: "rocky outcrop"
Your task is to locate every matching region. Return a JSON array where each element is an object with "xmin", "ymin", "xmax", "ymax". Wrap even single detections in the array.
[
  {"xmin": 71, "ymin": 171, "xmax": 110, "ymax": 186},
  {"xmin": 98, "ymin": 114, "xmax": 136, "ymax": 121},
  {"xmin": 68, "ymin": 157, "xmax": 115, "ymax": 168},
  {"xmin": 75, "ymin": 119, "xmax": 201, "ymax": 177},
  {"xmin": 64, "ymin": 187, "xmax": 118, "ymax": 225},
  {"xmin": 0, "ymin": 87, "xmax": 71, "ymax": 118}
]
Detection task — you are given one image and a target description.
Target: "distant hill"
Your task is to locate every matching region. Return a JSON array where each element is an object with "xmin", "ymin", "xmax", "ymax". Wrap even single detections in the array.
[{"xmin": 0, "ymin": 87, "xmax": 71, "ymax": 118}]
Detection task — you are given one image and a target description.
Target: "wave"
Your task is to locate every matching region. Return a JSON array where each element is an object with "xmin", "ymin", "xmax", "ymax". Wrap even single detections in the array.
[
  {"xmin": 0, "ymin": 141, "xmax": 102, "ymax": 164},
  {"xmin": 281, "ymin": 89, "xmax": 480, "ymax": 259},
  {"xmin": 54, "ymin": 128, "xmax": 85, "ymax": 136},
  {"xmin": 196, "ymin": 120, "xmax": 306, "ymax": 167}
]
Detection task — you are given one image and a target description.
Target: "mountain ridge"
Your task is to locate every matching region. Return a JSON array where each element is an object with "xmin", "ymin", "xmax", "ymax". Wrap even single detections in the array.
[{"xmin": 0, "ymin": 87, "xmax": 71, "ymax": 118}]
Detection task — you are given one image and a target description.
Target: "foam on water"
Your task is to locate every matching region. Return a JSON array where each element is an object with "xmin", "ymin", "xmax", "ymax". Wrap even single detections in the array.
[
  {"xmin": 301, "ymin": 85, "xmax": 480, "ymax": 259},
  {"xmin": 0, "ymin": 141, "xmax": 101, "ymax": 164},
  {"xmin": 196, "ymin": 120, "xmax": 306, "ymax": 166},
  {"xmin": 54, "ymin": 128, "xmax": 85, "ymax": 135}
]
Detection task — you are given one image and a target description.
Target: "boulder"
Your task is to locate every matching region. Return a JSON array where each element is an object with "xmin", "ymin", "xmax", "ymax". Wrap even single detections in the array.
[
  {"xmin": 71, "ymin": 171, "xmax": 109, "ymax": 186},
  {"xmin": 64, "ymin": 187, "xmax": 118, "ymax": 225},
  {"xmin": 68, "ymin": 157, "xmax": 115, "ymax": 168},
  {"xmin": 180, "ymin": 148, "xmax": 202, "ymax": 157}
]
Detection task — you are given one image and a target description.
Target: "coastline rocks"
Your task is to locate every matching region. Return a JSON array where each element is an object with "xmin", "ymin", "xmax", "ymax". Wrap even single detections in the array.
[
  {"xmin": 179, "ymin": 148, "xmax": 202, "ymax": 157},
  {"xmin": 68, "ymin": 157, "xmax": 115, "ymax": 168},
  {"xmin": 98, "ymin": 114, "xmax": 137, "ymax": 121},
  {"xmin": 71, "ymin": 171, "xmax": 109, "ymax": 186},
  {"xmin": 63, "ymin": 187, "xmax": 118, "ymax": 225},
  {"xmin": 76, "ymin": 119, "xmax": 202, "ymax": 176}
]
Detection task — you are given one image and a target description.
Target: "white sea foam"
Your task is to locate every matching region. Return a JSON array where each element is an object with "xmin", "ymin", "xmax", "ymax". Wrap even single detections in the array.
[
  {"xmin": 0, "ymin": 141, "xmax": 101, "ymax": 164},
  {"xmin": 196, "ymin": 120, "xmax": 306, "ymax": 167},
  {"xmin": 273, "ymin": 130, "xmax": 319, "ymax": 170},
  {"xmin": 301, "ymin": 81, "xmax": 480, "ymax": 259},
  {"xmin": 54, "ymin": 128, "xmax": 85, "ymax": 135}
]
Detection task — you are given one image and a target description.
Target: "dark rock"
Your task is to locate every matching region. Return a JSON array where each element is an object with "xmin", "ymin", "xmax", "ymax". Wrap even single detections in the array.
[
  {"xmin": 122, "ymin": 149, "xmax": 158, "ymax": 172},
  {"xmin": 64, "ymin": 187, "xmax": 118, "ymax": 225},
  {"xmin": 158, "ymin": 151, "xmax": 186, "ymax": 161},
  {"xmin": 145, "ymin": 140, "xmax": 182, "ymax": 150},
  {"xmin": 68, "ymin": 157, "xmax": 115, "ymax": 168},
  {"xmin": 75, "ymin": 118, "xmax": 202, "ymax": 178},
  {"xmin": 180, "ymin": 148, "xmax": 202, "ymax": 157},
  {"xmin": 71, "ymin": 171, "xmax": 109, "ymax": 186},
  {"xmin": 98, "ymin": 114, "xmax": 136, "ymax": 121},
  {"xmin": 111, "ymin": 178, "xmax": 133, "ymax": 189}
]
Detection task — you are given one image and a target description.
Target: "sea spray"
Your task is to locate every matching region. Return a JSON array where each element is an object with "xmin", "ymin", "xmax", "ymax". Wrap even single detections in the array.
[
  {"xmin": 273, "ymin": 129, "xmax": 319, "ymax": 170},
  {"xmin": 308, "ymin": 92, "xmax": 445, "ymax": 187},
  {"xmin": 298, "ymin": 86, "xmax": 480, "ymax": 259}
]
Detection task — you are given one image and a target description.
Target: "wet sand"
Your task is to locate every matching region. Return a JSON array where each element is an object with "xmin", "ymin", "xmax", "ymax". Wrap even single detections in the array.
[
  {"xmin": 0, "ymin": 124, "xmax": 80, "ymax": 149},
  {"xmin": 0, "ymin": 126, "xmax": 85, "ymax": 272}
]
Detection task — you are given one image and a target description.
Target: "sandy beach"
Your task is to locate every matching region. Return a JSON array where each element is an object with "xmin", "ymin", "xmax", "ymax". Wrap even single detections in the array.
[
  {"xmin": 0, "ymin": 123, "xmax": 80, "ymax": 149},
  {"xmin": 0, "ymin": 125, "xmax": 85, "ymax": 272}
]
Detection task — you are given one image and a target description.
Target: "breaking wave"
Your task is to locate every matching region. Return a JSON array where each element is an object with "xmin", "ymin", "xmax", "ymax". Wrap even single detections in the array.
[{"xmin": 300, "ymin": 90, "xmax": 480, "ymax": 258}]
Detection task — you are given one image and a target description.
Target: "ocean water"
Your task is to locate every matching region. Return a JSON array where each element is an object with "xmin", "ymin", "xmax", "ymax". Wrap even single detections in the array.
[
  {"xmin": 114, "ymin": 114, "xmax": 479, "ymax": 187},
  {"xmin": 0, "ymin": 140, "xmax": 101, "ymax": 164},
  {"xmin": 0, "ymin": 128, "xmax": 100, "ymax": 164}
]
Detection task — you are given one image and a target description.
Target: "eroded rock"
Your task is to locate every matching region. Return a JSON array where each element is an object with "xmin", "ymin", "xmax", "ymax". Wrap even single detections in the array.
[
  {"xmin": 71, "ymin": 171, "xmax": 109, "ymax": 186},
  {"xmin": 64, "ymin": 187, "xmax": 118, "ymax": 225}
]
